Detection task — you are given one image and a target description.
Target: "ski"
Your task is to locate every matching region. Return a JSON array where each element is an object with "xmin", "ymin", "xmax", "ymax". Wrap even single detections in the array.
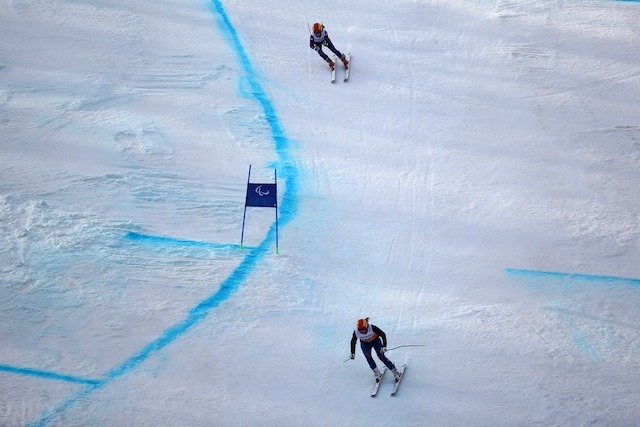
[
  {"xmin": 331, "ymin": 55, "xmax": 337, "ymax": 83},
  {"xmin": 343, "ymin": 53, "xmax": 351, "ymax": 82},
  {"xmin": 370, "ymin": 367, "xmax": 386, "ymax": 397},
  {"xmin": 390, "ymin": 364, "xmax": 407, "ymax": 396}
]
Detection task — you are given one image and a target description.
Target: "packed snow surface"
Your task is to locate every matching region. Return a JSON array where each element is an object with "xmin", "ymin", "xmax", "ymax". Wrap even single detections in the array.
[{"xmin": 1, "ymin": 0, "xmax": 640, "ymax": 425}]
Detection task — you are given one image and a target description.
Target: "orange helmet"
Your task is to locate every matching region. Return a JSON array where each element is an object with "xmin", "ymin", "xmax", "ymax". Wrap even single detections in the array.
[
  {"xmin": 312, "ymin": 22, "xmax": 323, "ymax": 36},
  {"xmin": 356, "ymin": 318, "xmax": 368, "ymax": 332}
]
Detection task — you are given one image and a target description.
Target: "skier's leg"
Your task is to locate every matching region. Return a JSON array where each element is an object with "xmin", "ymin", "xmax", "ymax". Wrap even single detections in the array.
[
  {"xmin": 373, "ymin": 340, "xmax": 401, "ymax": 380},
  {"xmin": 373, "ymin": 339, "xmax": 396, "ymax": 370},
  {"xmin": 360, "ymin": 341, "xmax": 377, "ymax": 370},
  {"xmin": 325, "ymin": 39, "xmax": 344, "ymax": 59},
  {"xmin": 314, "ymin": 46, "xmax": 334, "ymax": 67},
  {"xmin": 316, "ymin": 48, "xmax": 329, "ymax": 61}
]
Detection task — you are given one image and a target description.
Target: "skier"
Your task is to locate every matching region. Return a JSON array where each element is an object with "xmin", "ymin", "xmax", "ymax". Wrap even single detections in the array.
[
  {"xmin": 350, "ymin": 318, "xmax": 401, "ymax": 382},
  {"xmin": 309, "ymin": 22, "xmax": 349, "ymax": 70}
]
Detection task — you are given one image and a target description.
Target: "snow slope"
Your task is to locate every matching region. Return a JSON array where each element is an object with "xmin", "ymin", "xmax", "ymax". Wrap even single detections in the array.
[{"xmin": 1, "ymin": 0, "xmax": 640, "ymax": 425}]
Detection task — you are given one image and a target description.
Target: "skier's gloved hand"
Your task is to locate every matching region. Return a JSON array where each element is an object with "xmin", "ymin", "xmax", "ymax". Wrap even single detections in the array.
[
  {"xmin": 350, "ymin": 353, "xmax": 355, "ymax": 360},
  {"xmin": 313, "ymin": 45, "xmax": 320, "ymax": 51},
  {"xmin": 322, "ymin": 40, "xmax": 329, "ymax": 46},
  {"xmin": 381, "ymin": 347, "xmax": 387, "ymax": 354}
]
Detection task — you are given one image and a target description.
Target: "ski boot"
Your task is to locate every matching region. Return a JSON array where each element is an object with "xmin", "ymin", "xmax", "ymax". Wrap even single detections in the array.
[
  {"xmin": 373, "ymin": 367, "xmax": 383, "ymax": 383},
  {"xmin": 326, "ymin": 58, "xmax": 335, "ymax": 70},
  {"xmin": 392, "ymin": 367, "xmax": 401, "ymax": 382},
  {"xmin": 340, "ymin": 54, "xmax": 349, "ymax": 67}
]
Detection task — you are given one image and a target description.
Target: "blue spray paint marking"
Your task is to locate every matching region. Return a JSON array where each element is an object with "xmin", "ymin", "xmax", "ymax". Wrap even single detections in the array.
[
  {"xmin": 210, "ymin": 0, "xmax": 300, "ymax": 197},
  {"xmin": 124, "ymin": 231, "xmax": 252, "ymax": 251},
  {"xmin": 505, "ymin": 268, "xmax": 640, "ymax": 286},
  {"xmin": 505, "ymin": 268, "xmax": 640, "ymax": 363},
  {"xmin": 28, "ymin": 1, "xmax": 298, "ymax": 425},
  {"xmin": 0, "ymin": 364, "xmax": 103, "ymax": 386},
  {"xmin": 570, "ymin": 326, "xmax": 602, "ymax": 363}
]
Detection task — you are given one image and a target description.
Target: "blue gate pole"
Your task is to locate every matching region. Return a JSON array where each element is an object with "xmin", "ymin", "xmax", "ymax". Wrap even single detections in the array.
[
  {"xmin": 240, "ymin": 165, "xmax": 252, "ymax": 250},
  {"xmin": 274, "ymin": 169, "xmax": 279, "ymax": 254}
]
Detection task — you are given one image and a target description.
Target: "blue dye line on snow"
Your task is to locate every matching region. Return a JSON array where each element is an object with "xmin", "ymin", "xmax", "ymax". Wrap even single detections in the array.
[
  {"xmin": 28, "ymin": 1, "xmax": 298, "ymax": 425},
  {"xmin": 570, "ymin": 326, "xmax": 602, "ymax": 363},
  {"xmin": 124, "ymin": 231, "xmax": 252, "ymax": 251},
  {"xmin": 0, "ymin": 364, "xmax": 103, "ymax": 386},
  {"xmin": 505, "ymin": 268, "xmax": 638, "ymax": 363},
  {"xmin": 210, "ymin": 1, "xmax": 290, "ymax": 155},
  {"xmin": 505, "ymin": 268, "xmax": 640, "ymax": 286}
]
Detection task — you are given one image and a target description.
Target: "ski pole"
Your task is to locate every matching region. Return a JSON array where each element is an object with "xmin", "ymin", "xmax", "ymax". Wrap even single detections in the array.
[{"xmin": 386, "ymin": 344, "xmax": 427, "ymax": 352}]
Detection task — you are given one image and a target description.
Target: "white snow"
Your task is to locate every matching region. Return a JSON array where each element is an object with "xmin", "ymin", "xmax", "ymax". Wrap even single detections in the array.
[{"xmin": 2, "ymin": 0, "xmax": 640, "ymax": 425}]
